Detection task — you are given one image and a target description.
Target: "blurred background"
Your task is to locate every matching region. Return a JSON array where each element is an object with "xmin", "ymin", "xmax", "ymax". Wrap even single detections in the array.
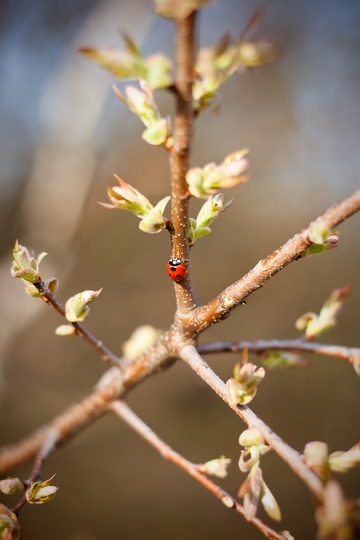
[{"xmin": 0, "ymin": 0, "xmax": 360, "ymax": 538}]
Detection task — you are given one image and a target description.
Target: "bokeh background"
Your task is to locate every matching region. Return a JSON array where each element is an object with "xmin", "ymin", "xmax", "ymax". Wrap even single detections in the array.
[{"xmin": 1, "ymin": 0, "xmax": 360, "ymax": 538}]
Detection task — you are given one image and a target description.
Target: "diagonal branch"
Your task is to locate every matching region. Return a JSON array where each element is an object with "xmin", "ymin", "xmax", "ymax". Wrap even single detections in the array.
[
  {"xmin": 34, "ymin": 280, "xmax": 123, "ymax": 367},
  {"xmin": 109, "ymin": 400, "xmax": 290, "ymax": 540},
  {"xmin": 180, "ymin": 345, "xmax": 325, "ymax": 502},
  {"xmin": 184, "ymin": 189, "xmax": 360, "ymax": 336}
]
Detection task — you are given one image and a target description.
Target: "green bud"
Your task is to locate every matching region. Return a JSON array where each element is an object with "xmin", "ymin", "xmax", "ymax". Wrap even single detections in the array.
[
  {"xmin": 308, "ymin": 221, "xmax": 337, "ymax": 245},
  {"xmin": 142, "ymin": 118, "xmax": 170, "ymax": 146},
  {"xmin": 200, "ymin": 456, "xmax": 231, "ymax": 478},
  {"xmin": 226, "ymin": 378, "xmax": 257, "ymax": 405},
  {"xmin": 45, "ymin": 277, "xmax": 59, "ymax": 294},
  {"xmin": 65, "ymin": 289, "xmax": 102, "ymax": 323},
  {"xmin": 220, "ymin": 294, "xmax": 235, "ymax": 310},
  {"xmin": 11, "ymin": 241, "xmax": 46, "ymax": 284},
  {"xmin": 0, "ymin": 478, "xmax": 23, "ymax": 495},
  {"xmin": 55, "ymin": 325, "xmax": 77, "ymax": 336},
  {"xmin": 303, "ymin": 441, "xmax": 330, "ymax": 482},
  {"xmin": 188, "ymin": 194, "xmax": 232, "ymax": 245},
  {"xmin": 261, "ymin": 479, "xmax": 282, "ymax": 521},
  {"xmin": 138, "ymin": 196, "xmax": 170, "ymax": 233},
  {"xmin": 261, "ymin": 350, "xmax": 309, "ymax": 369},
  {"xmin": 79, "ymin": 47, "xmax": 147, "ymax": 80},
  {"xmin": 295, "ymin": 286, "xmax": 349, "ymax": 339},
  {"xmin": 0, "ymin": 504, "xmax": 19, "ymax": 540},
  {"xmin": 124, "ymin": 84, "xmax": 159, "ymax": 127},
  {"xmin": 102, "ymin": 175, "xmax": 152, "ymax": 216},
  {"xmin": 329, "ymin": 444, "xmax": 360, "ymax": 473},
  {"xmin": 25, "ymin": 475, "xmax": 58, "ymax": 505},
  {"xmin": 186, "ymin": 150, "xmax": 249, "ymax": 198},
  {"xmin": 238, "ymin": 39, "xmax": 282, "ymax": 68},
  {"xmin": 238, "ymin": 463, "xmax": 262, "ymax": 520},
  {"xmin": 122, "ymin": 325, "xmax": 163, "ymax": 360},
  {"xmin": 25, "ymin": 284, "xmax": 41, "ymax": 297},
  {"xmin": 239, "ymin": 428, "xmax": 265, "ymax": 448},
  {"xmin": 144, "ymin": 53, "xmax": 173, "ymax": 89}
]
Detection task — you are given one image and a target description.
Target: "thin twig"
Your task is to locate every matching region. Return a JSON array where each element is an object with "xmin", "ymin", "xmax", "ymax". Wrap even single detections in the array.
[
  {"xmin": 109, "ymin": 400, "xmax": 290, "ymax": 540},
  {"xmin": 197, "ymin": 339, "xmax": 360, "ymax": 366},
  {"xmin": 11, "ymin": 429, "xmax": 59, "ymax": 515},
  {"xmin": 180, "ymin": 345, "xmax": 325, "ymax": 503},
  {"xmin": 34, "ymin": 280, "xmax": 123, "ymax": 367}
]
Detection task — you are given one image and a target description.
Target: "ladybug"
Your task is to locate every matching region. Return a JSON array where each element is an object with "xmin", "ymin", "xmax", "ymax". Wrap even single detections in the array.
[{"xmin": 167, "ymin": 257, "xmax": 187, "ymax": 282}]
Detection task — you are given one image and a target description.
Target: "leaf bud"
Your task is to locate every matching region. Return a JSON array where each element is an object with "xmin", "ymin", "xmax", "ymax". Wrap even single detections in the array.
[{"xmin": 65, "ymin": 289, "xmax": 102, "ymax": 323}]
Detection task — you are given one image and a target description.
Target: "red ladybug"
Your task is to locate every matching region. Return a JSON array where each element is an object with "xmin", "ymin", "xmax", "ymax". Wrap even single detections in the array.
[{"xmin": 167, "ymin": 257, "xmax": 187, "ymax": 282}]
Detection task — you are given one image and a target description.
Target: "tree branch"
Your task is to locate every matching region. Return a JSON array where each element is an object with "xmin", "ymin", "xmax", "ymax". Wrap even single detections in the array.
[
  {"xmin": 170, "ymin": 12, "xmax": 197, "ymax": 312},
  {"xmin": 109, "ymin": 400, "xmax": 290, "ymax": 540},
  {"xmin": 185, "ymin": 189, "xmax": 360, "ymax": 336},
  {"xmin": 180, "ymin": 345, "xmax": 325, "ymax": 502},
  {"xmin": 197, "ymin": 339, "xmax": 360, "ymax": 367}
]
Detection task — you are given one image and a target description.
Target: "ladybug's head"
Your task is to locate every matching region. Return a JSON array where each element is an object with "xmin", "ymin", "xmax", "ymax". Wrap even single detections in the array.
[{"xmin": 168, "ymin": 257, "xmax": 182, "ymax": 267}]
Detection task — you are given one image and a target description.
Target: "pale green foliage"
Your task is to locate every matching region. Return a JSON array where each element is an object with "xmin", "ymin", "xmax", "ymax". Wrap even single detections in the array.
[
  {"xmin": 65, "ymin": 289, "xmax": 102, "ymax": 323},
  {"xmin": 295, "ymin": 286, "xmax": 349, "ymax": 339},
  {"xmin": 186, "ymin": 149, "xmax": 249, "ymax": 198},
  {"xmin": 303, "ymin": 441, "xmax": 360, "ymax": 483},
  {"xmin": 122, "ymin": 325, "xmax": 163, "ymax": 360},
  {"xmin": 0, "ymin": 504, "xmax": 19, "ymax": 540},
  {"xmin": 100, "ymin": 175, "xmax": 170, "ymax": 234},
  {"xmin": 227, "ymin": 360, "xmax": 265, "ymax": 406},
  {"xmin": 261, "ymin": 350, "xmax": 309, "ymax": 369},
  {"xmin": 238, "ymin": 429, "xmax": 281, "ymax": 521},
  {"xmin": 55, "ymin": 325, "xmax": 76, "ymax": 336},
  {"xmin": 200, "ymin": 456, "xmax": 231, "ymax": 479},
  {"xmin": 188, "ymin": 194, "xmax": 232, "ymax": 246},
  {"xmin": 113, "ymin": 83, "xmax": 172, "ymax": 148},
  {"xmin": 80, "ymin": 40, "xmax": 172, "ymax": 90},
  {"xmin": 25, "ymin": 475, "xmax": 58, "ymax": 505},
  {"xmin": 0, "ymin": 479, "xmax": 23, "ymax": 496},
  {"xmin": 11, "ymin": 240, "xmax": 47, "ymax": 284}
]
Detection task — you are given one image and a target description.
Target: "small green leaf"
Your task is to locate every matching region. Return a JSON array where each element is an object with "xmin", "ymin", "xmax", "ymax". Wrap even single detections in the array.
[
  {"xmin": 200, "ymin": 456, "xmax": 232, "ymax": 478},
  {"xmin": 303, "ymin": 441, "xmax": 330, "ymax": 482},
  {"xmin": 142, "ymin": 118, "xmax": 170, "ymax": 146},
  {"xmin": 65, "ymin": 289, "xmax": 102, "ymax": 323},
  {"xmin": 55, "ymin": 325, "xmax": 76, "ymax": 337},
  {"xmin": 0, "ymin": 479, "xmax": 23, "ymax": 495},
  {"xmin": 26, "ymin": 475, "xmax": 58, "ymax": 505},
  {"xmin": 261, "ymin": 350, "xmax": 309, "ymax": 369},
  {"xmin": 329, "ymin": 444, "xmax": 360, "ymax": 473},
  {"xmin": 122, "ymin": 325, "xmax": 163, "ymax": 360},
  {"xmin": 0, "ymin": 504, "xmax": 19, "ymax": 540},
  {"xmin": 261, "ymin": 480, "xmax": 282, "ymax": 521}
]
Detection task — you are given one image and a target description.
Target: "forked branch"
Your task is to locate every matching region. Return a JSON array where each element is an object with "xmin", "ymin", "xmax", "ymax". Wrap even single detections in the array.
[{"xmin": 180, "ymin": 345, "xmax": 325, "ymax": 502}]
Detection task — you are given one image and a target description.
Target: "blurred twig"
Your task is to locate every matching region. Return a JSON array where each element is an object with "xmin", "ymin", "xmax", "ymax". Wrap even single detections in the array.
[{"xmin": 109, "ymin": 399, "xmax": 290, "ymax": 540}]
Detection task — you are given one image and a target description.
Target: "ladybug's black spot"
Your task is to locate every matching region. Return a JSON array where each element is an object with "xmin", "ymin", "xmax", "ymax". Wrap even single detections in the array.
[{"xmin": 170, "ymin": 266, "xmax": 176, "ymax": 271}]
